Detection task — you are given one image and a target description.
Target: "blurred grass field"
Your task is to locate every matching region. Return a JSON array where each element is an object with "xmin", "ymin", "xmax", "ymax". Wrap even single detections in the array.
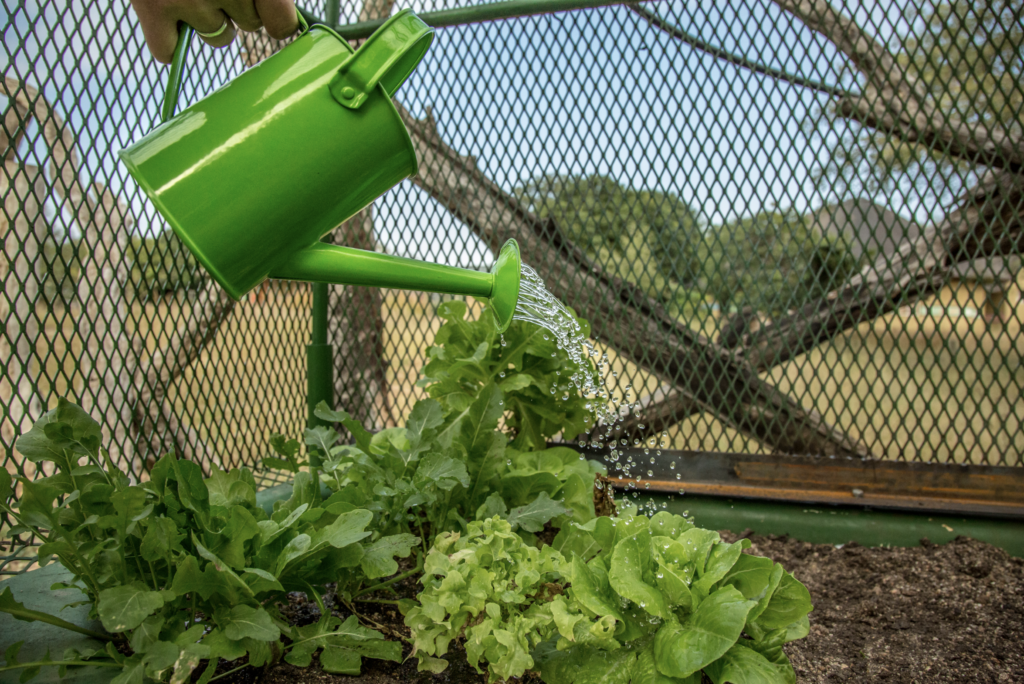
[{"xmin": 3, "ymin": 279, "xmax": 1024, "ymax": 476}]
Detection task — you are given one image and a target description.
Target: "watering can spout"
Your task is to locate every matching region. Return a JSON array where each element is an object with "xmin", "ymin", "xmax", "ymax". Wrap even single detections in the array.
[{"xmin": 270, "ymin": 238, "xmax": 521, "ymax": 333}]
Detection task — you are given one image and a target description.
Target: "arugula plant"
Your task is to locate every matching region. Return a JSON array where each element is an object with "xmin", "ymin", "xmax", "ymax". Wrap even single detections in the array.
[
  {"xmin": 406, "ymin": 506, "xmax": 813, "ymax": 684},
  {"xmin": 0, "ymin": 400, "xmax": 413, "ymax": 683}
]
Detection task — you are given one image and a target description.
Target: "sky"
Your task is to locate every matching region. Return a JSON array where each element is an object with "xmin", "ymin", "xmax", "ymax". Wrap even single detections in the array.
[{"xmin": 1, "ymin": 0, "xmax": 951, "ymax": 268}]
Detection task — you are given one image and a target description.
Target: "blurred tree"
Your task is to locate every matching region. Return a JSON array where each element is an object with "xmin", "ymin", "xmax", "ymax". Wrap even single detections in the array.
[
  {"xmin": 811, "ymin": 0, "xmax": 1023, "ymax": 203},
  {"xmin": 701, "ymin": 209, "xmax": 859, "ymax": 316},
  {"xmin": 516, "ymin": 173, "xmax": 706, "ymax": 316}
]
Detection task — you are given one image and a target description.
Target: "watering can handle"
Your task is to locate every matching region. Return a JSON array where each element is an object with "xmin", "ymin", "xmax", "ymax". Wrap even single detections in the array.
[
  {"xmin": 329, "ymin": 9, "xmax": 434, "ymax": 110},
  {"xmin": 161, "ymin": 10, "xmax": 311, "ymax": 123}
]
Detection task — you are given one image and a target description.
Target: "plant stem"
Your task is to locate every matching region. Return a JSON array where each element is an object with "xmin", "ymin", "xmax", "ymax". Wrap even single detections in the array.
[
  {"xmin": 354, "ymin": 598, "xmax": 401, "ymax": 606},
  {"xmin": 55, "ymin": 527, "xmax": 103, "ymax": 596},
  {"xmin": 302, "ymin": 581, "xmax": 327, "ymax": 617},
  {"xmin": 208, "ymin": 662, "xmax": 253, "ymax": 682},
  {"xmin": 0, "ymin": 661, "xmax": 122, "ymax": 674},
  {"xmin": 352, "ymin": 553, "xmax": 423, "ymax": 599}
]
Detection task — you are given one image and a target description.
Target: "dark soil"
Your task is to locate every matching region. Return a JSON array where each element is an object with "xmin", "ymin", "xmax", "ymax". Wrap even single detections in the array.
[
  {"xmin": 723, "ymin": 531, "xmax": 1024, "ymax": 684},
  {"xmin": 209, "ymin": 533, "xmax": 1024, "ymax": 684}
]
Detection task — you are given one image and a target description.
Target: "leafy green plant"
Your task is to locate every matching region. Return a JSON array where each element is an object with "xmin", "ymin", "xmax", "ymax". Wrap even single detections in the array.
[
  {"xmin": 421, "ymin": 300, "xmax": 598, "ymax": 451},
  {"xmin": 0, "ymin": 400, "xmax": 411, "ymax": 682},
  {"xmin": 290, "ymin": 302, "xmax": 606, "ymax": 546},
  {"xmin": 406, "ymin": 506, "xmax": 813, "ymax": 684},
  {"xmin": 3, "ymin": 306, "xmax": 813, "ymax": 684}
]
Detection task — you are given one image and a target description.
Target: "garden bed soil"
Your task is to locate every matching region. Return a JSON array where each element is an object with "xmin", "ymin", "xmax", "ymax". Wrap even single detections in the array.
[{"xmin": 213, "ymin": 533, "xmax": 1024, "ymax": 684}]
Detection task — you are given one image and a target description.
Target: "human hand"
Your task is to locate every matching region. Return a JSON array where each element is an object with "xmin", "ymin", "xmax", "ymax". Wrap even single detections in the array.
[{"xmin": 129, "ymin": 0, "xmax": 300, "ymax": 64}]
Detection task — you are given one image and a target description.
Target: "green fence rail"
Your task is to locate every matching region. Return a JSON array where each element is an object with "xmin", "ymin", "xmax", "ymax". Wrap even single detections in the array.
[{"xmin": 2, "ymin": 0, "xmax": 1022, "ymax": 573}]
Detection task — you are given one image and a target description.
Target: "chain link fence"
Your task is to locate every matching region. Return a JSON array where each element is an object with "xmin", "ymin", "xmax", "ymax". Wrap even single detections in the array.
[{"xmin": 2, "ymin": 0, "xmax": 1022, "ymax": 571}]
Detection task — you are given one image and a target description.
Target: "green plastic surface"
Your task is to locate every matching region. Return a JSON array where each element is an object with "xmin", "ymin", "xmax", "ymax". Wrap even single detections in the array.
[
  {"xmin": 0, "ymin": 563, "xmax": 110, "ymax": 684},
  {"xmin": 647, "ymin": 493, "xmax": 1024, "ymax": 558}
]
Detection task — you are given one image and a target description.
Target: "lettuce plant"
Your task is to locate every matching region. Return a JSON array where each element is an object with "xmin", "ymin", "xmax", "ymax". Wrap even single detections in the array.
[{"xmin": 406, "ymin": 507, "xmax": 813, "ymax": 684}]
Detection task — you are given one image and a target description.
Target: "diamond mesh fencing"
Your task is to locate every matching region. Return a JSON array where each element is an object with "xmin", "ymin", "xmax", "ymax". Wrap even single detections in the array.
[{"xmin": 2, "ymin": 0, "xmax": 1022, "ymax": 571}]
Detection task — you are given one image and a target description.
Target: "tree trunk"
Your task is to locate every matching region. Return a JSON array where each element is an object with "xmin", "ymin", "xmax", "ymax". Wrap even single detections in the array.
[{"xmin": 397, "ymin": 105, "xmax": 872, "ymax": 458}]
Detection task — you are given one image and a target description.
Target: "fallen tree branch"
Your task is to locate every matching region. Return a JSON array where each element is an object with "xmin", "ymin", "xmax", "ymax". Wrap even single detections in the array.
[
  {"xmin": 732, "ymin": 176, "xmax": 1023, "ymax": 373},
  {"xmin": 398, "ymin": 103, "xmax": 872, "ymax": 457}
]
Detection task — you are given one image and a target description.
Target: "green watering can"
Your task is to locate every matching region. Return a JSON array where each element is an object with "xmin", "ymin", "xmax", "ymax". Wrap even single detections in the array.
[{"xmin": 120, "ymin": 10, "xmax": 520, "ymax": 332}]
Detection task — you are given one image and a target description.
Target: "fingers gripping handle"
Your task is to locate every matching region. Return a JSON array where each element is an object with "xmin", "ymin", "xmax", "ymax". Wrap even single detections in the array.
[
  {"xmin": 329, "ymin": 9, "xmax": 434, "ymax": 110},
  {"xmin": 160, "ymin": 11, "xmax": 311, "ymax": 123}
]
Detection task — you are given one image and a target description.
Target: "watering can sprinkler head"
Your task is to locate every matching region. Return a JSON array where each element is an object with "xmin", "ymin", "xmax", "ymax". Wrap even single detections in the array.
[
  {"xmin": 488, "ymin": 239, "xmax": 521, "ymax": 334},
  {"xmin": 119, "ymin": 9, "xmax": 521, "ymax": 332}
]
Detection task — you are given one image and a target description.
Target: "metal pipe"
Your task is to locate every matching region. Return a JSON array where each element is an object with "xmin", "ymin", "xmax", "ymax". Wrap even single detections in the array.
[
  {"xmin": 305, "ymin": 2, "xmax": 339, "ymax": 477},
  {"xmin": 306, "ymin": 282, "xmax": 333, "ymax": 468},
  {"xmin": 301, "ymin": 0, "xmax": 662, "ymax": 41}
]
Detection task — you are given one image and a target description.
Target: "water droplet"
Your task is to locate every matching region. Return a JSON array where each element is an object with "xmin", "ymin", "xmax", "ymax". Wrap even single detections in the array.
[{"xmin": 499, "ymin": 371, "xmax": 506, "ymax": 378}]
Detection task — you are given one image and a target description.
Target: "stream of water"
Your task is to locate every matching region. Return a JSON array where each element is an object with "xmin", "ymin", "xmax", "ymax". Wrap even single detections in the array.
[{"xmin": 509, "ymin": 263, "xmax": 677, "ymax": 513}]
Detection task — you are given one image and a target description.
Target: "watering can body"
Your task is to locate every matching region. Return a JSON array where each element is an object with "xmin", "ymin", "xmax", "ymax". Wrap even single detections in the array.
[{"xmin": 120, "ymin": 11, "xmax": 520, "ymax": 331}]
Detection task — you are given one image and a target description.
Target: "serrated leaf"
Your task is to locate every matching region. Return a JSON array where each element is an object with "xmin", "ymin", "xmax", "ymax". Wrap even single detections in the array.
[
  {"xmin": 16, "ymin": 398, "xmax": 101, "ymax": 464},
  {"xmin": 406, "ymin": 399, "xmax": 444, "ymax": 440},
  {"xmin": 414, "ymin": 453, "xmax": 470, "ymax": 490},
  {"xmin": 205, "ymin": 468, "xmax": 257, "ymax": 508},
  {"xmin": 261, "ymin": 456, "xmax": 299, "ymax": 472},
  {"xmin": 97, "ymin": 583, "xmax": 164, "ymax": 633},
  {"xmin": 505, "ymin": 491, "xmax": 568, "ymax": 533},
  {"xmin": 269, "ymin": 434, "xmax": 300, "ymax": 460},
  {"xmin": 315, "ymin": 402, "xmax": 374, "ymax": 452},
  {"xmin": 653, "ymin": 586, "xmax": 754, "ymax": 678},
  {"xmin": 360, "ymin": 533, "xmax": 420, "ymax": 579},
  {"xmin": 304, "ymin": 425, "xmax": 340, "ymax": 455}
]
